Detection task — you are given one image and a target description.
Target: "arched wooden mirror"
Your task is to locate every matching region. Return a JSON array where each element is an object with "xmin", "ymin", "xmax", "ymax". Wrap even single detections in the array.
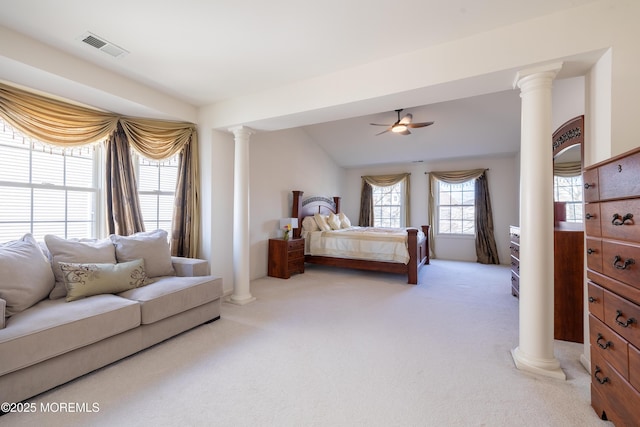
[
  {"xmin": 551, "ymin": 115, "xmax": 584, "ymax": 343},
  {"xmin": 553, "ymin": 116, "xmax": 584, "ymax": 227}
]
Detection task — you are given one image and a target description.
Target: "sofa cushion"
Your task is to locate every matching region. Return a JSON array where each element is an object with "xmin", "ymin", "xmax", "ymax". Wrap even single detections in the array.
[
  {"xmin": 45, "ymin": 235, "xmax": 117, "ymax": 299},
  {"xmin": 0, "ymin": 294, "xmax": 140, "ymax": 376},
  {"xmin": 60, "ymin": 259, "xmax": 149, "ymax": 302},
  {"xmin": 0, "ymin": 234, "xmax": 55, "ymax": 317},
  {"xmin": 118, "ymin": 275, "xmax": 222, "ymax": 324},
  {"xmin": 110, "ymin": 230, "xmax": 175, "ymax": 278}
]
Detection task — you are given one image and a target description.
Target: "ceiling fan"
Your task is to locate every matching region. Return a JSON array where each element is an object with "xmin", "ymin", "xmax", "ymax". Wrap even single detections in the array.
[{"xmin": 370, "ymin": 109, "xmax": 434, "ymax": 136}]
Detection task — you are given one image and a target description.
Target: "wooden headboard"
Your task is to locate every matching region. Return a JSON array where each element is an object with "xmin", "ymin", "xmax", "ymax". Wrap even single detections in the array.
[{"xmin": 291, "ymin": 190, "xmax": 341, "ymax": 238}]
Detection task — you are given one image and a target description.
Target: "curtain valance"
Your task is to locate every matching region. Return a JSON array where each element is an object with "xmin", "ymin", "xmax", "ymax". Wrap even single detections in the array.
[
  {"xmin": 0, "ymin": 82, "xmax": 196, "ymax": 160},
  {"xmin": 553, "ymin": 161, "xmax": 582, "ymax": 178},
  {"xmin": 360, "ymin": 173, "xmax": 411, "ymax": 227}
]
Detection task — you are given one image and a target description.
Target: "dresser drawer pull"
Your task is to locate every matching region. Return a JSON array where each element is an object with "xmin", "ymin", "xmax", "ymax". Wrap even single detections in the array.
[
  {"xmin": 589, "ymin": 296, "xmax": 598, "ymax": 303},
  {"xmin": 585, "ymin": 213, "xmax": 596, "ymax": 220},
  {"xmin": 584, "ymin": 183, "xmax": 595, "ymax": 189},
  {"xmin": 596, "ymin": 333, "xmax": 612, "ymax": 349},
  {"xmin": 594, "ymin": 366, "xmax": 610, "ymax": 384},
  {"xmin": 612, "ymin": 213, "xmax": 634, "ymax": 226},
  {"xmin": 613, "ymin": 255, "xmax": 635, "ymax": 270},
  {"xmin": 615, "ymin": 310, "xmax": 636, "ymax": 328},
  {"xmin": 587, "ymin": 248, "xmax": 595, "ymax": 255}
]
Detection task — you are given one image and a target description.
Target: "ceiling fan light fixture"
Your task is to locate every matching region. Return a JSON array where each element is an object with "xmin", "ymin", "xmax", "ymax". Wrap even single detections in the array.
[{"xmin": 392, "ymin": 124, "xmax": 407, "ymax": 133}]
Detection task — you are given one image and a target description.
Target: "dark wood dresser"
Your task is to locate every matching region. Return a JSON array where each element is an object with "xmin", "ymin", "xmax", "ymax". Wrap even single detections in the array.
[
  {"xmin": 510, "ymin": 224, "xmax": 583, "ymax": 343},
  {"xmin": 268, "ymin": 238, "xmax": 304, "ymax": 279},
  {"xmin": 584, "ymin": 146, "xmax": 640, "ymax": 426}
]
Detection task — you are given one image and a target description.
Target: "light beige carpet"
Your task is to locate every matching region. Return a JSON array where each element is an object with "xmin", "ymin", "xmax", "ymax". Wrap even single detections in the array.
[{"xmin": 3, "ymin": 260, "xmax": 612, "ymax": 426}]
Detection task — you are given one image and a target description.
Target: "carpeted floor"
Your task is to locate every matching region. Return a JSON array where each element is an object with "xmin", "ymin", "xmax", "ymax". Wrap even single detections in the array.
[{"xmin": 2, "ymin": 260, "xmax": 612, "ymax": 426}]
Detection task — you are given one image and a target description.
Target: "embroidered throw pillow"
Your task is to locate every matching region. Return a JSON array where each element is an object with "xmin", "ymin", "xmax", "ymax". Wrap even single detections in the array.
[{"xmin": 60, "ymin": 259, "xmax": 148, "ymax": 302}]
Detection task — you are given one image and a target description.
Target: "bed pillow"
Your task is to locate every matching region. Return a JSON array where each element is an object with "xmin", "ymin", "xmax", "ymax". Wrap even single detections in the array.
[
  {"xmin": 327, "ymin": 212, "xmax": 341, "ymax": 230},
  {"xmin": 45, "ymin": 235, "xmax": 117, "ymax": 299},
  {"xmin": 60, "ymin": 259, "xmax": 148, "ymax": 302},
  {"xmin": 0, "ymin": 234, "xmax": 55, "ymax": 316},
  {"xmin": 314, "ymin": 213, "xmax": 331, "ymax": 231},
  {"xmin": 339, "ymin": 212, "xmax": 352, "ymax": 228},
  {"xmin": 302, "ymin": 216, "xmax": 319, "ymax": 232},
  {"xmin": 110, "ymin": 229, "xmax": 175, "ymax": 278}
]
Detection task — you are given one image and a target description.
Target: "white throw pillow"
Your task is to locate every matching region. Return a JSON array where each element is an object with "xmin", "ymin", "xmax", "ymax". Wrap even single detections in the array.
[
  {"xmin": 327, "ymin": 212, "xmax": 341, "ymax": 230},
  {"xmin": 45, "ymin": 235, "xmax": 117, "ymax": 299},
  {"xmin": 339, "ymin": 212, "xmax": 352, "ymax": 228},
  {"xmin": 302, "ymin": 216, "xmax": 319, "ymax": 232},
  {"xmin": 314, "ymin": 213, "xmax": 331, "ymax": 231},
  {"xmin": 110, "ymin": 229, "xmax": 175, "ymax": 278},
  {"xmin": 0, "ymin": 234, "xmax": 55, "ymax": 316}
]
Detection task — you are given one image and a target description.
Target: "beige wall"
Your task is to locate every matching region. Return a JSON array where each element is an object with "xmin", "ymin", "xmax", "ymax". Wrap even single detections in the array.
[{"xmin": 248, "ymin": 128, "xmax": 344, "ymax": 281}]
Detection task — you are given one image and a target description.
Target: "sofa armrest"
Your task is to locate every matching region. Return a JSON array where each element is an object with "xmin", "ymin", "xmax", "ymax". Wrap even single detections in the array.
[
  {"xmin": 0, "ymin": 298, "xmax": 5, "ymax": 329},
  {"xmin": 171, "ymin": 257, "xmax": 210, "ymax": 277}
]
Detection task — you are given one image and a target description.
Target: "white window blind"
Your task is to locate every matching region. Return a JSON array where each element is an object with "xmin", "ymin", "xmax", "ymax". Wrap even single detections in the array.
[
  {"xmin": 372, "ymin": 181, "xmax": 404, "ymax": 228},
  {"xmin": 0, "ymin": 118, "xmax": 100, "ymax": 242},
  {"xmin": 437, "ymin": 179, "xmax": 475, "ymax": 235},
  {"xmin": 136, "ymin": 155, "xmax": 177, "ymax": 233}
]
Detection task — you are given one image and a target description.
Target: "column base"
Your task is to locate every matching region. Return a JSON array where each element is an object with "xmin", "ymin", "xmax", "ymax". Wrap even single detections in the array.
[
  {"xmin": 511, "ymin": 346, "xmax": 566, "ymax": 380},
  {"xmin": 225, "ymin": 295, "xmax": 256, "ymax": 306}
]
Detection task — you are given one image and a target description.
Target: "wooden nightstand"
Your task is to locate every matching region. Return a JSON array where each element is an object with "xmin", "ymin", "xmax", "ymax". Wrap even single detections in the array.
[{"xmin": 268, "ymin": 238, "xmax": 304, "ymax": 279}]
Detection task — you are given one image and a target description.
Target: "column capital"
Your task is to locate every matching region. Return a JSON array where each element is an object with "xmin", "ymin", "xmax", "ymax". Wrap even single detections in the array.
[
  {"xmin": 513, "ymin": 62, "xmax": 563, "ymax": 90},
  {"xmin": 228, "ymin": 125, "xmax": 255, "ymax": 139}
]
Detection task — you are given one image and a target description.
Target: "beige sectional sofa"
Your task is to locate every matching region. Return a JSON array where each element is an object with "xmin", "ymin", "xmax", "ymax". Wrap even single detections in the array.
[{"xmin": 0, "ymin": 230, "xmax": 222, "ymax": 405}]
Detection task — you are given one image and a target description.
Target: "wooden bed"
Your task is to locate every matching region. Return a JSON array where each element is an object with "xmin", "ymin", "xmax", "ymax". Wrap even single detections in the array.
[{"xmin": 291, "ymin": 190, "xmax": 429, "ymax": 284}]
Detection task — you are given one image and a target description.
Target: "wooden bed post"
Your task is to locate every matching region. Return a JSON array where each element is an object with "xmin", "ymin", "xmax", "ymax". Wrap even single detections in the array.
[
  {"xmin": 292, "ymin": 190, "xmax": 303, "ymax": 238},
  {"xmin": 333, "ymin": 196, "xmax": 341, "ymax": 214},
  {"xmin": 407, "ymin": 229, "xmax": 418, "ymax": 284}
]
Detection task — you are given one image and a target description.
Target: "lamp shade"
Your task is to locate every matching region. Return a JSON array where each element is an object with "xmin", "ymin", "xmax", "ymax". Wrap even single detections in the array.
[{"xmin": 279, "ymin": 218, "xmax": 298, "ymax": 229}]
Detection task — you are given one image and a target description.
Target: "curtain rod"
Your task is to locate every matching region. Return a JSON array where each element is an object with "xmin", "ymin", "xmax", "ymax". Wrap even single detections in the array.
[{"xmin": 424, "ymin": 168, "xmax": 489, "ymax": 174}]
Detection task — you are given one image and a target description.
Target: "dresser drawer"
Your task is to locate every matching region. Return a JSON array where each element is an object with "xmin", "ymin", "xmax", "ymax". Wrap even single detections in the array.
[
  {"xmin": 602, "ymin": 240, "xmax": 640, "ymax": 289},
  {"xmin": 604, "ymin": 289, "xmax": 640, "ymax": 348},
  {"xmin": 598, "ymin": 150, "xmax": 640, "ymax": 200},
  {"xmin": 591, "ymin": 351, "xmax": 640, "ymax": 427},
  {"xmin": 511, "ymin": 270, "xmax": 519, "ymax": 294},
  {"xmin": 510, "ymin": 255, "xmax": 520, "ymax": 275},
  {"xmin": 509, "ymin": 241, "xmax": 519, "ymax": 258},
  {"xmin": 584, "ymin": 202, "xmax": 601, "ymax": 237},
  {"xmin": 588, "ymin": 281, "xmax": 605, "ymax": 321},
  {"xmin": 287, "ymin": 238, "xmax": 304, "ymax": 251},
  {"xmin": 583, "ymin": 168, "xmax": 600, "ymax": 202},
  {"xmin": 600, "ymin": 199, "xmax": 640, "ymax": 242},
  {"xmin": 586, "ymin": 238, "xmax": 603, "ymax": 274},
  {"xmin": 510, "ymin": 226, "xmax": 520, "ymax": 244},
  {"xmin": 590, "ymin": 314, "xmax": 630, "ymax": 379},
  {"xmin": 629, "ymin": 344, "xmax": 640, "ymax": 392}
]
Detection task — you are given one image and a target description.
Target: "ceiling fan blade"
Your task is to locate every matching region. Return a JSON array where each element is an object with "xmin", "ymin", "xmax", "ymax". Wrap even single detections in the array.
[
  {"xmin": 370, "ymin": 123, "xmax": 391, "ymax": 126},
  {"xmin": 408, "ymin": 121, "xmax": 434, "ymax": 129},
  {"xmin": 399, "ymin": 113, "xmax": 413, "ymax": 125},
  {"xmin": 375, "ymin": 129, "xmax": 391, "ymax": 136}
]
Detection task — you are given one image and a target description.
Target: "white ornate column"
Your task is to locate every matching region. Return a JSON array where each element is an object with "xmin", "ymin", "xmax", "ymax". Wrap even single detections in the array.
[
  {"xmin": 511, "ymin": 62, "xmax": 565, "ymax": 379},
  {"xmin": 227, "ymin": 126, "xmax": 256, "ymax": 305}
]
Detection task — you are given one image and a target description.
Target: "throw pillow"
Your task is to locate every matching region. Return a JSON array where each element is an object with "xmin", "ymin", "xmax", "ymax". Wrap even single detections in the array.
[
  {"xmin": 45, "ymin": 235, "xmax": 117, "ymax": 299},
  {"xmin": 314, "ymin": 213, "xmax": 331, "ymax": 232},
  {"xmin": 327, "ymin": 212, "xmax": 341, "ymax": 230},
  {"xmin": 0, "ymin": 234, "xmax": 55, "ymax": 316},
  {"xmin": 60, "ymin": 259, "xmax": 148, "ymax": 302},
  {"xmin": 110, "ymin": 229, "xmax": 175, "ymax": 278},
  {"xmin": 301, "ymin": 216, "xmax": 319, "ymax": 232},
  {"xmin": 339, "ymin": 212, "xmax": 352, "ymax": 228}
]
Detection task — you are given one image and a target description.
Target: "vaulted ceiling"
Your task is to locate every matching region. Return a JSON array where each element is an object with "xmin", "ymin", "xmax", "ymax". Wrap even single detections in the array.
[{"xmin": 0, "ymin": 0, "xmax": 600, "ymax": 167}]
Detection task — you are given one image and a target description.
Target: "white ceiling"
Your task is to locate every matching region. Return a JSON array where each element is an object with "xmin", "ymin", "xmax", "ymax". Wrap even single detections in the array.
[{"xmin": 0, "ymin": 0, "xmax": 600, "ymax": 167}]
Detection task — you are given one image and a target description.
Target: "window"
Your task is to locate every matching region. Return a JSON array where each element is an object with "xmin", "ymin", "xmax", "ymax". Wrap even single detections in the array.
[
  {"xmin": 554, "ymin": 175, "xmax": 583, "ymax": 223},
  {"xmin": 372, "ymin": 181, "xmax": 404, "ymax": 228},
  {"xmin": 437, "ymin": 179, "xmax": 475, "ymax": 235},
  {"xmin": 136, "ymin": 155, "xmax": 178, "ymax": 233},
  {"xmin": 0, "ymin": 119, "xmax": 101, "ymax": 242}
]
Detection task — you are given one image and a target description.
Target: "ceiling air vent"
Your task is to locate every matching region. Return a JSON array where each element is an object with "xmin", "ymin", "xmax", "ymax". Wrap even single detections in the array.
[{"xmin": 79, "ymin": 32, "xmax": 128, "ymax": 58}]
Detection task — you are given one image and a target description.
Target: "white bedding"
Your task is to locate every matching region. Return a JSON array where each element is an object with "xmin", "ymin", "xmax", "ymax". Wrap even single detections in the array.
[{"xmin": 303, "ymin": 226, "xmax": 424, "ymax": 264}]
